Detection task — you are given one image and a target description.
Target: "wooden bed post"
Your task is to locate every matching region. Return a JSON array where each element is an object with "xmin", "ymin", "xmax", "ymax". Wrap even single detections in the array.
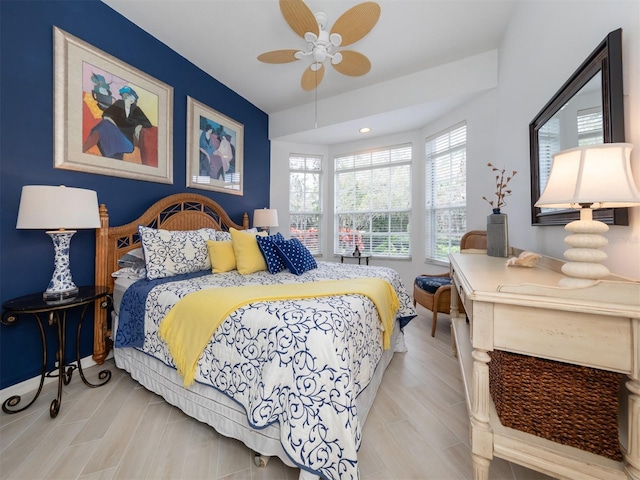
[
  {"xmin": 93, "ymin": 204, "xmax": 110, "ymax": 364},
  {"xmin": 91, "ymin": 194, "xmax": 253, "ymax": 362}
]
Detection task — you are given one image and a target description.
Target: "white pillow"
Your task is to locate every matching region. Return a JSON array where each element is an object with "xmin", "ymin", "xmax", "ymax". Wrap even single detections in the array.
[
  {"xmin": 117, "ymin": 247, "xmax": 145, "ymax": 269},
  {"xmin": 139, "ymin": 226, "xmax": 218, "ymax": 280},
  {"xmin": 216, "ymin": 231, "xmax": 232, "ymax": 242},
  {"xmin": 111, "ymin": 266, "xmax": 147, "ymax": 280}
]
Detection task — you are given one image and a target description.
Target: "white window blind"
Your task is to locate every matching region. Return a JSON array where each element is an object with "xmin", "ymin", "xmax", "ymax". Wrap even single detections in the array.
[
  {"xmin": 425, "ymin": 123, "xmax": 467, "ymax": 263},
  {"xmin": 577, "ymin": 107, "xmax": 603, "ymax": 146},
  {"xmin": 334, "ymin": 144, "xmax": 412, "ymax": 257},
  {"xmin": 537, "ymin": 118, "xmax": 560, "ymax": 213},
  {"xmin": 289, "ymin": 154, "xmax": 322, "ymax": 254}
]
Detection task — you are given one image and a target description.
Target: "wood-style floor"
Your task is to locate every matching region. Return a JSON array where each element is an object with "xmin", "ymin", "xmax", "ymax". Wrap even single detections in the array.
[{"xmin": 0, "ymin": 308, "xmax": 554, "ymax": 480}]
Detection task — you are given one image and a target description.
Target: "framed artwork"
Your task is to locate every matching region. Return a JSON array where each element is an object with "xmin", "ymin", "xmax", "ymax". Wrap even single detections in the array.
[
  {"xmin": 53, "ymin": 27, "xmax": 173, "ymax": 184},
  {"xmin": 186, "ymin": 96, "xmax": 244, "ymax": 195}
]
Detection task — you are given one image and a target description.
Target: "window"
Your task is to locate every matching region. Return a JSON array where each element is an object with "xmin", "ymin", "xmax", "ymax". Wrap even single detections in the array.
[
  {"xmin": 577, "ymin": 107, "xmax": 603, "ymax": 146},
  {"xmin": 334, "ymin": 144, "xmax": 411, "ymax": 257},
  {"xmin": 425, "ymin": 123, "xmax": 467, "ymax": 263},
  {"xmin": 537, "ymin": 117, "xmax": 560, "ymax": 193},
  {"xmin": 289, "ymin": 154, "xmax": 322, "ymax": 254}
]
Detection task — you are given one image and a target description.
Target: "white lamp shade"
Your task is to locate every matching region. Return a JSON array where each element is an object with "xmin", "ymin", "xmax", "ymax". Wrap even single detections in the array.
[
  {"xmin": 535, "ymin": 143, "xmax": 640, "ymax": 209},
  {"xmin": 16, "ymin": 185, "xmax": 100, "ymax": 230},
  {"xmin": 253, "ymin": 208, "xmax": 279, "ymax": 228}
]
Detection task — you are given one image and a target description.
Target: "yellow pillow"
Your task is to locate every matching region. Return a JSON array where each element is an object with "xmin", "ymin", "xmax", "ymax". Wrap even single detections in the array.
[
  {"xmin": 206, "ymin": 240, "xmax": 236, "ymax": 273},
  {"xmin": 229, "ymin": 228, "xmax": 268, "ymax": 274}
]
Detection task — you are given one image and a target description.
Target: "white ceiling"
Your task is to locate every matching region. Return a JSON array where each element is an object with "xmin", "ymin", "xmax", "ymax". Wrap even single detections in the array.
[{"xmin": 101, "ymin": 0, "xmax": 516, "ymax": 145}]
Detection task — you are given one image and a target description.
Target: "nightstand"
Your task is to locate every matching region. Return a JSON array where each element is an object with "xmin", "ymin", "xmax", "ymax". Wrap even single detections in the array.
[
  {"xmin": 1, "ymin": 286, "xmax": 112, "ymax": 418},
  {"xmin": 340, "ymin": 254, "xmax": 371, "ymax": 265}
]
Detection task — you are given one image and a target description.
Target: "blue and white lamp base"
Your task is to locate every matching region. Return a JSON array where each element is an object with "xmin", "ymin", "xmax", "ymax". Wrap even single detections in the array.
[{"xmin": 44, "ymin": 230, "xmax": 79, "ymax": 302}]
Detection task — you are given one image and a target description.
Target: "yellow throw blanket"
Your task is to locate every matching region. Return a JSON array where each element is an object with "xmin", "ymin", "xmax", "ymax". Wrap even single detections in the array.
[{"xmin": 158, "ymin": 278, "xmax": 400, "ymax": 387}]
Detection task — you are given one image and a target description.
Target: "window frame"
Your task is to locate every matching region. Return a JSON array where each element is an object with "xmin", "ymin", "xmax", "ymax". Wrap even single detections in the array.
[
  {"xmin": 288, "ymin": 154, "xmax": 323, "ymax": 255},
  {"xmin": 333, "ymin": 144, "xmax": 412, "ymax": 259},
  {"xmin": 424, "ymin": 122, "xmax": 467, "ymax": 265}
]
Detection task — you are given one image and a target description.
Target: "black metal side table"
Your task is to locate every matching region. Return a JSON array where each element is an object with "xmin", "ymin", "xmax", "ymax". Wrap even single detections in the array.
[
  {"xmin": 1, "ymin": 286, "xmax": 112, "ymax": 418},
  {"xmin": 340, "ymin": 254, "xmax": 371, "ymax": 265}
]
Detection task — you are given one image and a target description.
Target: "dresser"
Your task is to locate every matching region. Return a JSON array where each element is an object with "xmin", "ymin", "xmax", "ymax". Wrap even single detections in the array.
[{"xmin": 449, "ymin": 251, "xmax": 640, "ymax": 480}]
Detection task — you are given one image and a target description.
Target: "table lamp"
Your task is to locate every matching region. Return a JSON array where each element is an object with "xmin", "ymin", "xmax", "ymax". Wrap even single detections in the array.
[
  {"xmin": 16, "ymin": 185, "xmax": 101, "ymax": 301},
  {"xmin": 535, "ymin": 143, "xmax": 640, "ymax": 287},
  {"xmin": 253, "ymin": 208, "xmax": 278, "ymax": 234}
]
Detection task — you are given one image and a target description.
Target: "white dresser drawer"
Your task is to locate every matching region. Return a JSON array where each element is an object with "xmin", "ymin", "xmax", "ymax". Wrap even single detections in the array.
[{"xmin": 451, "ymin": 267, "xmax": 472, "ymax": 320}]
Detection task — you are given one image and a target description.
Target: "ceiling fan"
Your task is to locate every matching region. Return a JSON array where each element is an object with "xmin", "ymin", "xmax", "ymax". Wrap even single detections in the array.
[{"xmin": 258, "ymin": 0, "xmax": 381, "ymax": 91}]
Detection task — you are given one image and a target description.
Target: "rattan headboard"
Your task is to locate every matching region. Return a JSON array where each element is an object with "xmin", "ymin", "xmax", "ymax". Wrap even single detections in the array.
[{"xmin": 93, "ymin": 193, "xmax": 249, "ymax": 363}]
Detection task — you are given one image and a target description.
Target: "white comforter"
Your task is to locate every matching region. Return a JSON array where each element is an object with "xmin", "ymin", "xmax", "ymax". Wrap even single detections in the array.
[{"xmin": 115, "ymin": 261, "xmax": 416, "ymax": 479}]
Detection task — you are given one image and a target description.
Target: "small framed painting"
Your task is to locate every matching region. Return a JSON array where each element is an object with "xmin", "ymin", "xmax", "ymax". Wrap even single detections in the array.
[
  {"xmin": 186, "ymin": 96, "xmax": 244, "ymax": 195},
  {"xmin": 53, "ymin": 27, "xmax": 173, "ymax": 184}
]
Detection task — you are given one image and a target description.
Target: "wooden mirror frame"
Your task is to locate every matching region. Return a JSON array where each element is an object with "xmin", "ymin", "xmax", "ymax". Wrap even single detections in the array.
[{"xmin": 529, "ymin": 29, "xmax": 627, "ymax": 226}]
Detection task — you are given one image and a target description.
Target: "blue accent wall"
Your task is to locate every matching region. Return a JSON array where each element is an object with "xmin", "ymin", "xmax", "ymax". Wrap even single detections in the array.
[{"xmin": 0, "ymin": 0, "xmax": 270, "ymax": 389}]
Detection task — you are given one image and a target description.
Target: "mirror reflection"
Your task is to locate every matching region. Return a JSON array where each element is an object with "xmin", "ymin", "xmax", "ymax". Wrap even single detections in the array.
[
  {"xmin": 529, "ymin": 28, "xmax": 626, "ymax": 226},
  {"xmin": 537, "ymin": 72, "xmax": 602, "ymax": 213}
]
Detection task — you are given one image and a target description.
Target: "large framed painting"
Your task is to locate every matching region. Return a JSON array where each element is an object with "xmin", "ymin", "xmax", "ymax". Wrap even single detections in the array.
[
  {"xmin": 53, "ymin": 27, "xmax": 173, "ymax": 184},
  {"xmin": 186, "ymin": 96, "xmax": 243, "ymax": 195}
]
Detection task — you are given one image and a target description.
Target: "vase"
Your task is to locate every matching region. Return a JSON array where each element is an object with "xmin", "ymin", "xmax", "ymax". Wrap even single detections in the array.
[{"xmin": 487, "ymin": 208, "xmax": 509, "ymax": 257}]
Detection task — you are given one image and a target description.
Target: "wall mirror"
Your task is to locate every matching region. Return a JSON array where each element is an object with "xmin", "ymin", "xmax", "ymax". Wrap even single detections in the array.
[{"xmin": 529, "ymin": 28, "xmax": 627, "ymax": 226}]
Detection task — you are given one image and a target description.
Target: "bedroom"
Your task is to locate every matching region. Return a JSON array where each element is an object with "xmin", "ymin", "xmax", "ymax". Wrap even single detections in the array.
[{"xmin": 1, "ymin": 0, "xmax": 639, "ymax": 479}]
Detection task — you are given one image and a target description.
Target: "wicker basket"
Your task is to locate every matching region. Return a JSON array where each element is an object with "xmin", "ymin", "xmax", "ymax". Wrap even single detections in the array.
[{"xmin": 488, "ymin": 350, "xmax": 623, "ymax": 461}]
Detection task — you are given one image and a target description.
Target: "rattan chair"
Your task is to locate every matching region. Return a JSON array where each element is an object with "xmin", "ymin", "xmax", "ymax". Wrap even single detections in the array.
[{"xmin": 413, "ymin": 230, "xmax": 487, "ymax": 336}]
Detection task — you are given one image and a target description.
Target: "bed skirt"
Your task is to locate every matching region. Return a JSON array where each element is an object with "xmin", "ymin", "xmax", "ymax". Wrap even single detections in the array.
[{"xmin": 113, "ymin": 314, "xmax": 404, "ymax": 475}]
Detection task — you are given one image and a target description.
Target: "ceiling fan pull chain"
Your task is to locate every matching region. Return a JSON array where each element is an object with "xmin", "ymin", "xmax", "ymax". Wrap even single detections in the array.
[{"xmin": 314, "ymin": 69, "xmax": 318, "ymax": 129}]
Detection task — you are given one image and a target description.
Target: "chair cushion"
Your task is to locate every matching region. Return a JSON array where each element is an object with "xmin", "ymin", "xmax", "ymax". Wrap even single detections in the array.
[{"xmin": 415, "ymin": 276, "xmax": 451, "ymax": 294}]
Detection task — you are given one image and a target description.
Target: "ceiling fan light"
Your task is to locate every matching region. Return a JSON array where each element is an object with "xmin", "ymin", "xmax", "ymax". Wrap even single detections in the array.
[
  {"xmin": 312, "ymin": 45, "xmax": 327, "ymax": 63},
  {"xmin": 263, "ymin": 0, "xmax": 380, "ymax": 92},
  {"xmin": 330, "ymin": 33, "xmax": 342, "ymax": 47}
]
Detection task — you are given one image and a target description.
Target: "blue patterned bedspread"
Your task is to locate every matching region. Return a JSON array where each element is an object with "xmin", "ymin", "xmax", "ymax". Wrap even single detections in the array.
[{"xmin": 115, "ymin": 261, "xmax": 416, "ymax": 479}]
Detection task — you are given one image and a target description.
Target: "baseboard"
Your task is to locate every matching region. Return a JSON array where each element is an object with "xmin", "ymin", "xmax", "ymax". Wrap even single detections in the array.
[{"xmin": 0, "ymin": 352, "xmax": 113, "ymax": 401}]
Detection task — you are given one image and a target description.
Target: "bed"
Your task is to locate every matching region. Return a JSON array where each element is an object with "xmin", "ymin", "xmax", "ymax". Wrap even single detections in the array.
[{"xmin": 93, "ymin": 193, "xmax": 416, "ymax": 480}]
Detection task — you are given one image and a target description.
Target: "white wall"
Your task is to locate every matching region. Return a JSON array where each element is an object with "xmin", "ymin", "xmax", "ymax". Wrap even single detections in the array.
[
  {"xmin": 271, "ymin": 0, "xmax": 640, "ymax": 284},
  {"xmin": 269, "ymin": 50, "xmax": 499, "ymax": 141},
  {"xmin": 496, "ymin": 0, "xmax": 640, "ymax": 280},
  {"xmin": 269, "ymin": 141, "xmax": 329, "ymax": 245},
  {"xmin": 270, "ymin": 90, "xmax": 497, "ymax": 290}
]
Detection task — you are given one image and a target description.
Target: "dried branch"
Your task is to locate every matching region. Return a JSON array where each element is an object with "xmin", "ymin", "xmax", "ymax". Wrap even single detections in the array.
[{"xmin": 482, "ymin": 163, "xmax": 517, "ymax": 210}]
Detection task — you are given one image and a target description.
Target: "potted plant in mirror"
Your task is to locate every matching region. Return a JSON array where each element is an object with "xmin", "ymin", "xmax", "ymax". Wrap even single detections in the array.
[{"xmin": 483, "ymin": 163, "xmax": 517, "ymax": 257}]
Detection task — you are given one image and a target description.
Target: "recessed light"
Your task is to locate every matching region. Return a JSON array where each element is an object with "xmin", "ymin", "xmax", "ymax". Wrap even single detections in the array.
[{"xmin": 359, "ymin": 127, "xmax": 371, "ymax": 134}]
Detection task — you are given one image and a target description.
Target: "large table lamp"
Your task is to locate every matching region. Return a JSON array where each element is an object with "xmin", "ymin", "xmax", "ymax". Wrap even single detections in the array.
[
  {"xmin": 253, "ymin": 208, "xmax": 279, "ymax": 234},
  {"xmin": 535, "ymin": 143, "xmax": 640, "ymax": 287},
  {"xmin": 16, "ymin": 185, "xmax": 101, "ymax": 301}
]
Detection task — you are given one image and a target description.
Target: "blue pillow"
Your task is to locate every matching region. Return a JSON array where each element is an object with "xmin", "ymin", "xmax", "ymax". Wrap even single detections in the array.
[
  {"xmin": 256, "ymin": 232, "xmax": 286, "ymax": 274},
  {"xmin": 273, "ymin": 238, "xmax": 317, "ymax": 275}
]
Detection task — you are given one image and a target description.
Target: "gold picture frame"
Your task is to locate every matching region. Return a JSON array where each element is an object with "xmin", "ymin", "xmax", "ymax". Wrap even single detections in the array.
[
  {"xmin": 53, "ymin": 27, "xmax": 173, "ymax": 184},
  {"xmin": 186, "ymin": 96, "xmax": 243, "ymax": 195}
]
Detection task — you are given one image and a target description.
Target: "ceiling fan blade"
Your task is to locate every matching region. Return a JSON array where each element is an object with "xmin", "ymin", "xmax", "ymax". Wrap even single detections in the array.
[
  {"xmin": 279, "ymin": 0, "xmax": 319, "ymax": 39},
  {"xmin": 330, "ymin": 2, "xmax": 381, "ymax": 47},
  {"xmin": 257, "ymin": 49, "xmax": 300, "ymax": 64},
  {"xmin": 332, "ymin": 50, "xmax": 371, "ymax": 76},
  {"xmin": 301, "ymin": 63, "xmax": 325, "ymax": 91}
]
